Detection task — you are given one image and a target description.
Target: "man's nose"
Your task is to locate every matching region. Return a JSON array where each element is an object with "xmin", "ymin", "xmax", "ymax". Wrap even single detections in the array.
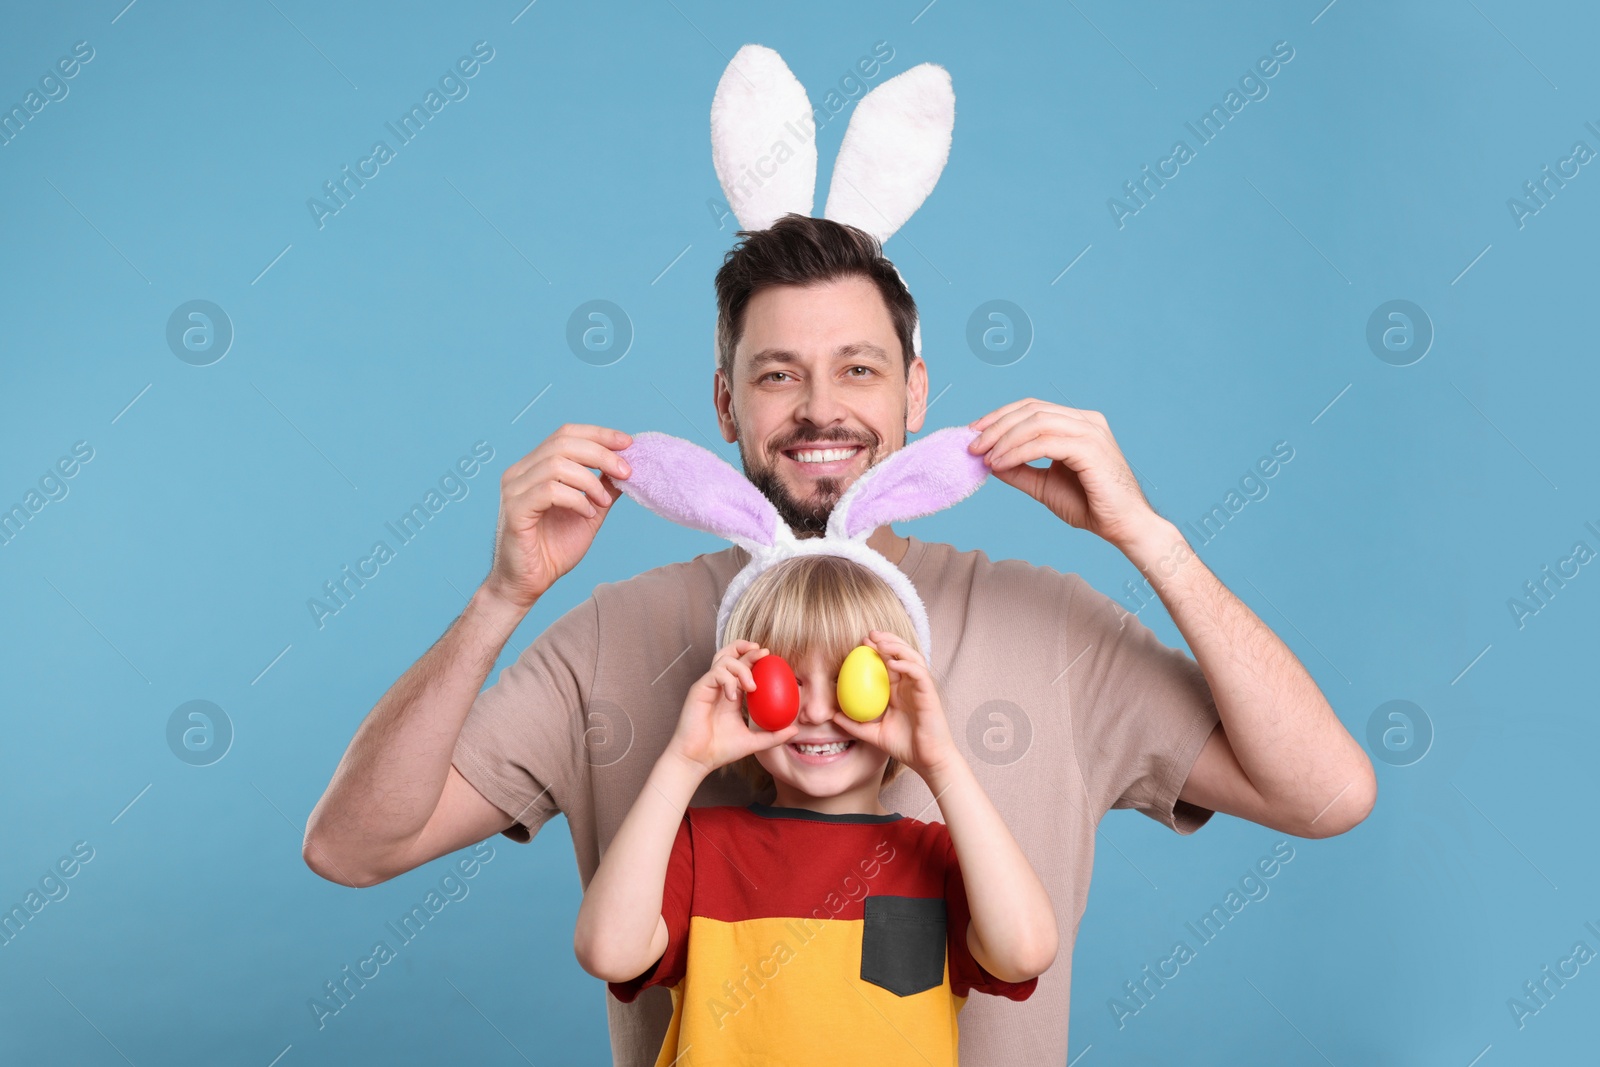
[{"xmin": 794, "ymin": 379, "xmax": 847, "ymax": 426}]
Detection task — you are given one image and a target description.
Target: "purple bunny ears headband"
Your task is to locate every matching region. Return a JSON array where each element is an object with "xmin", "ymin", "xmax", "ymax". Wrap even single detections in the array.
[
  {"xmin": 710, "ymin": 44, "xmax": 955, "ymax": 364},
  {"xmin": 614, "ymin": 426, "xmax": 989, "ymax": 662}
]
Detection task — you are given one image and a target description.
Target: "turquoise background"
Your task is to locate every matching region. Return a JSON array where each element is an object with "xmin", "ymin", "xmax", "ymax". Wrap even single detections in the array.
[{"xmin": 2, "ymin": 1, "xmax": 1596, "ymax": 1063}]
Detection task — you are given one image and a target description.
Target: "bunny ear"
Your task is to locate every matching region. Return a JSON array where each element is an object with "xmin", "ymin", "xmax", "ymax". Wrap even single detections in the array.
[
  {"xmin": 827, "ymin": 425, "xmax": 988, "ymax": 541},
  {"xmin": 711, "ymin": 45, "xmax": 818, "ymax": 232},
  {"xmin": 822, "ymin": 62, "xmax": 954, "ymax": 245},
  {"xmin": 616, "ymin": 432, "xmax": 780, "ymax": 552}
]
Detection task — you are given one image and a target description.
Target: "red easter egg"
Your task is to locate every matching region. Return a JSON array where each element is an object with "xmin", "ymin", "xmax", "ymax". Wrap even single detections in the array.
[{"xmin": 746, "ymin": 653, "xmax": 799, "ymax": 731}]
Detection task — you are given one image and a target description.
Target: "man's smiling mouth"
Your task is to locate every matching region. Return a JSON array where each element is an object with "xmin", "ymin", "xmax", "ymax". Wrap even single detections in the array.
[{"xmin": 782, "ymin": 444, "xmax": 864, "ymax": 472}]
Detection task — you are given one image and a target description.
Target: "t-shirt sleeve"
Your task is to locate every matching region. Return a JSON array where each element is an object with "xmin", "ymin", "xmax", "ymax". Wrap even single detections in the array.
[
  {"xmin": 450, "ymin": 593, "xmax": 599, "ymax": 843},
  {"xmin": 1064, "ymin": 573, "xmax": 1221, "ymax": 834},
  {"xmin": 942, "ymin": 834, "xmax": 1037, "ymax": 1001},
  {"xmin": 607, "ymin": 813, "xmax": 694, "ymax": 1003}
]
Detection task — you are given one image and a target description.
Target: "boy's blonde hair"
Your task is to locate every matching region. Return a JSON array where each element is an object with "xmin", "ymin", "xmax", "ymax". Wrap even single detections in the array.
[{"xmin": 721, "ymin": 554, "xmax": 921, "ymax": 797}]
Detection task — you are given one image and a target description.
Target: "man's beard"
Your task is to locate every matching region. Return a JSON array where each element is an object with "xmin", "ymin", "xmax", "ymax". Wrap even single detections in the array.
[{"xmin": 737, "ymin": 426, "xmax": 883, "ymax": 538}]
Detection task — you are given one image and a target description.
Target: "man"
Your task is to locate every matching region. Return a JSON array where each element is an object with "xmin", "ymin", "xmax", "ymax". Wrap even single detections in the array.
[{"xmin": 304, "ymin": 215, "xmax": 1376, "ymax": 1064}]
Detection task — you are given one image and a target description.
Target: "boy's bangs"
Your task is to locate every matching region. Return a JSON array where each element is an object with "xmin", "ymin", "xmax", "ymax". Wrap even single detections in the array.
[{"xmin": 735, "ymin": 556, "xmax": 917, "ymax": 670}]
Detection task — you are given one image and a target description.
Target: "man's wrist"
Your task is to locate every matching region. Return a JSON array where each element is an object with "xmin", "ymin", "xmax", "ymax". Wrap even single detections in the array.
[
  {"xmin": 1118, "ymin": 516, "xmax": 1189, "ymax": 578},
  {"xmin": 473, "ymin": 580, "xmax": 536, "ymax": 631}
]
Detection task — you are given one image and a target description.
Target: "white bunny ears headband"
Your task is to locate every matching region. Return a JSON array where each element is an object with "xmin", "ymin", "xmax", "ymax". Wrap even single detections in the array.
[
  {"xmin": 612, "ymin": 47, "xmax": 969, "ymax": 657},
  {"xmin": 710, "ymin": 44, "xmax": 956, "ymax": 363},
  {"xmin": 614, "ymin": 427, "xmax": 989, "ymax": 663}
]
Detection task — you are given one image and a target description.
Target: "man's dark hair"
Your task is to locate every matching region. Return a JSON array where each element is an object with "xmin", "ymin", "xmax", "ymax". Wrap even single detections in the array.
[{"xmin": 713, "ymin": 213, "xmax": 918, "ymax": 383}]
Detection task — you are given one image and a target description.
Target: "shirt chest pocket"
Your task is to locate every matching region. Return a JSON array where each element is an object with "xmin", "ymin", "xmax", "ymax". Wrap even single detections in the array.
[{"xmin": 860, "ymin": 895, "xmax": 948, "ymax": 997}]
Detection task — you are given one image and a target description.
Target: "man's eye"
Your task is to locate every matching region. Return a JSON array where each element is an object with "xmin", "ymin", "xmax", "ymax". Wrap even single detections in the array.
[{"xmin": 847, "ymin": 366, "xmax": 872, "ymax": 377}]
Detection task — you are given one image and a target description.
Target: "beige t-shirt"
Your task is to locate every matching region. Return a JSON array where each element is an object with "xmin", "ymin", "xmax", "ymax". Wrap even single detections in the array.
[{"xmin": 451, "ymin": 535, "xmax": 1221, "ymax": 1066}]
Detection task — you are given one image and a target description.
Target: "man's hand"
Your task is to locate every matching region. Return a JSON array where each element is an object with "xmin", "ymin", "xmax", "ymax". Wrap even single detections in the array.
[
  {"xmin": 483, "ymin": 423, "xmax": 634, "ymax": 611},
  {"xmin": 967, "ymin": 402, "xmax": 1377, "ymax": 839},
  {"xmin": 968, "ymin": 399, "xmax": 1159, "ymax": 551},
  {"xmin": 306, "ymin": 423, "xmax": 638, "ymax": 886},
  {"xmin": 830, "ymin": 630, "xmax": 959, "ymax": 783}
]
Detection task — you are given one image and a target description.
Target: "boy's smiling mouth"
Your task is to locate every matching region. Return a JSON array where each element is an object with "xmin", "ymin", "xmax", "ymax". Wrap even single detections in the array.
[{"xmin": 788, "ymin": 738, "xmax": 856, "ymax": 764}]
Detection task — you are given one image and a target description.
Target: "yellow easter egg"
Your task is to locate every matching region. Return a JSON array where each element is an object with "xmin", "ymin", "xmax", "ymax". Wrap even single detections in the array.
[{"xmin": 837, "ymin": 644, "xmax": 890, "ymax": 722}]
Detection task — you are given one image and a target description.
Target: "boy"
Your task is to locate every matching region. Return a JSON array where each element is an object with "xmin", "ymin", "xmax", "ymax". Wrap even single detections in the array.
[{"xmin": 574, "ymin": 555, "xmax": 1057, "ymax": 1066}]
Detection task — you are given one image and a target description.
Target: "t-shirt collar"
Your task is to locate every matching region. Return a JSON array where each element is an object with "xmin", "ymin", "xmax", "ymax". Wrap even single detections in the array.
[{"xmin": 747, "ymin": 803, "xmax": 904, "ymax": 824}]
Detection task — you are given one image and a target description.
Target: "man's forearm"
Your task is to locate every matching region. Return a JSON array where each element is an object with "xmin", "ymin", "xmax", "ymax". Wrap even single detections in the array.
[
  {"xmin": 1120, "ymin": 516, "xmax": 1375, "ymax": 833},
  {"xmin": 304, "ymin": 583, "xmax": 531, "ymax": 877}
]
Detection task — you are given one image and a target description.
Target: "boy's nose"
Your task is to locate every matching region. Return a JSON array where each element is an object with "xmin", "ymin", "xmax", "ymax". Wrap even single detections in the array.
[{"xmin": 796, "ymin": 684, "xmax": 838, "ymax": 725}]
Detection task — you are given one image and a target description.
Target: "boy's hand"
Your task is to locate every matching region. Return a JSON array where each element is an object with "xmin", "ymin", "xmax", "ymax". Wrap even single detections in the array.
[
  {"xmin": 830, "ymin": 630, "xmax": 959, "ymax": 781},
  {"xmin": 668, "ymin": 640, "xmax": 800, "ymax": 777}
]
